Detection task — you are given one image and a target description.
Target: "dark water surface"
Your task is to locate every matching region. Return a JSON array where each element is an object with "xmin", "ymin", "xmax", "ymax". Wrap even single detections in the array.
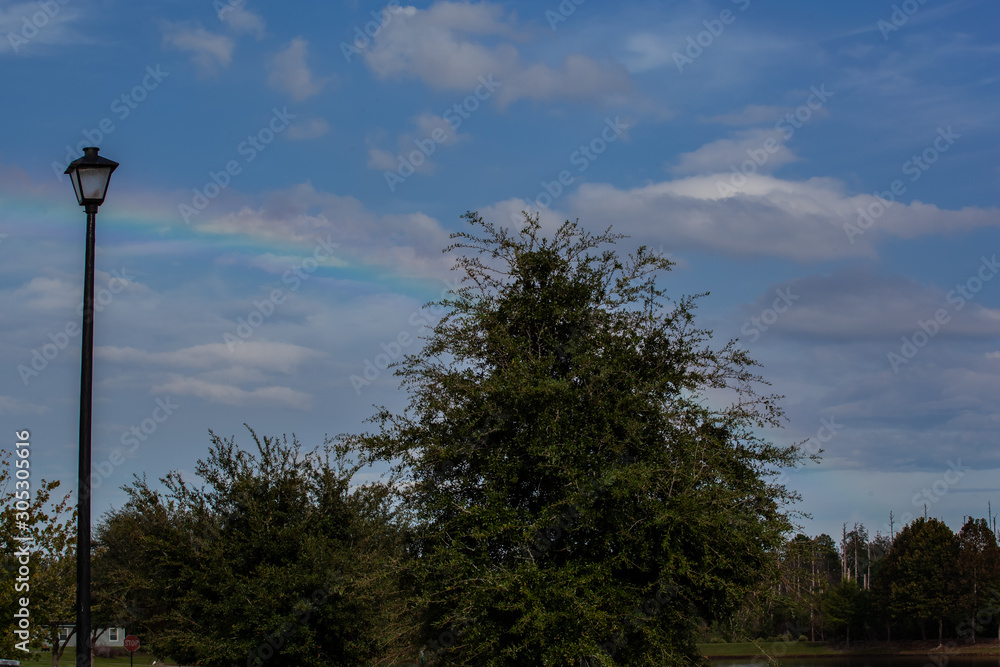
[{"xmin": 712, "ymin": 658, "xmax": 1000, "ymax": 667}]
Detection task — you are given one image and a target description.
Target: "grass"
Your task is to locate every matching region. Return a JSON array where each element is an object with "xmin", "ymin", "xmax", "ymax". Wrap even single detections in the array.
[
  {"xmin": 698, "ymin": 641, "xmax": 835, "ymax": 657},
  {"xmin": 10, "ymin": 640, "xmax": 999, "ymax": 664},
  {"xmin": 10, "ymin": 648, "xmax": 182, "ymax": 666},
  {"xmin": 697, "ymin": 639, "xmax": 1000, "ymax": 658}
]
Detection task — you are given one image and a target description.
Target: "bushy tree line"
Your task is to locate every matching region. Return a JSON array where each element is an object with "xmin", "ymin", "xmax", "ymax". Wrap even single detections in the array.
[{"xmin": 726, "ymin": 515, "xmax": 1000, "ymax": 648}]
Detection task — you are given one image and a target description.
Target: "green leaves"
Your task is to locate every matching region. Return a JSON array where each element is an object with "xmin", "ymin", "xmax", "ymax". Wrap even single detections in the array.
[
  {"xmin": 955, "ymin": 517, "xmax": 1000, "ymax": 642},
  {"xmin": 352, "ymin": 211, "xmax": 804, "ymax": 665},
  {"xmin": 875, "ymin": 517, "xmax": 959, "ymax": 642},
  {"xmin": 97, "ymin": 427, "xmax": 414, "ymax": 666},
  {"xmin": 0, "ymin": 449, "xmax": 76, "ymax": 658}
]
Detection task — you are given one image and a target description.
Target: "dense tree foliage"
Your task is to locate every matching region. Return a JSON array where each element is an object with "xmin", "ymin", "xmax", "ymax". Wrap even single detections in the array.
[
  {"xmin": 877, "ymin": 517, "xmax": 959, "ymax": 646},
  {"xmin": 822, "ymin": 580, "xmax": 864, "ymax": 648},
  {"xmin": 348, "ymin": 212, "xmax": 808, "ymax": 666},
  {"xmin": 773, "ymin": 533, "xmax": 840, "ymax": 641},
  {"xmin": 96, "ymin": 428, "xmax": 412, "ymax": 667},
  {"xmin": 956, "ymin": 517, "xmax": 1000, "ymax": 643},
  {"xmin": 718, "ymin": 515, "xmax": 1000, "ymax": 647},
  {"xmin": 0, "ymin": 447, "xmax": 78, "ymax": 665}
]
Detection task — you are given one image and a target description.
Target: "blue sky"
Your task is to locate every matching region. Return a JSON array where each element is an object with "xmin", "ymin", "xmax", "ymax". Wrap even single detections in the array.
[{"xmin": 2, "ymin": 0, "xmax": 1000, "ymax": 542}]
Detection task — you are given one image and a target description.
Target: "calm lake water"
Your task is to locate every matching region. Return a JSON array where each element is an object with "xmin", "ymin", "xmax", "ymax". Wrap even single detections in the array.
[{"xmin": 712, "ymin": 658, "xmax": 1000, "ymax": 667}]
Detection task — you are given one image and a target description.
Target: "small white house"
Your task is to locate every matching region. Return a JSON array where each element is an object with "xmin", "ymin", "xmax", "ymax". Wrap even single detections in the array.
[{"xmin": 48, "ymin": 625, "xmax": 126, "ymax": 648}]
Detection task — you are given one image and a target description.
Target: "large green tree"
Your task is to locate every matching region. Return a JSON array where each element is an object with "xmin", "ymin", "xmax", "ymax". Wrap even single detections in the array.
[
  {"xmin": 351, "ymin": 212, "xmax": 809, "ymax": 666},
  {"xmin": 877, "ymin": 517, "xmax": 958, "ymax": 645},
  {"xmin": 822, "ymin": 579, "xmax": 864, "ymax": 648},
  {"xmin": 955, "ymin": 517, "xmax": 1000, "ymax": 643},
  {"xmin": 97, "ymin": 427, "xmax": 412, "ymax": 666}
]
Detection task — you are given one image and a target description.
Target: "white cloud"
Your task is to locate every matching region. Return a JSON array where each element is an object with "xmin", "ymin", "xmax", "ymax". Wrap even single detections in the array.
[
  {"xmin": 219, "ymin": 4, "xmax": 265, "ymax": 38},
  {"xmin": 162, "ymin": 22, "xmax": 234, "ymax": 75},
  {"xmin": 0, "ymin": 2, "xmax": 85, "ymax": 55},
  {"xmin": 365, "ymin": 1, "xmax": 631, "ymax": 107},
  {"xmin": 286, "ymin": 118, "xmax": 330, "ymax": 140},
  {"xmin": 367, "ymin": 147, "xmax": 399, "ymax": 171},
  {"xmin": 14, "ymin": 276, "xmax": 81, "ymax": 311},
  {"xmin": 671, "ymin": 129, "xmax": 797, "ymax": 175},
  {"xmin": 413, "ymin": 113, "xmax": 463, "ymax": 145},
  {"xmin": 100, "ymin": 342, "xmax": 324, "ymax": 410},
  {"xmin": 0, "ymin": 396, "xmax": 50, "ymax": 415},
  {"xmin": 10, "ymin": 266, "xmax": 143, "ymax": 313},
  {"xmin": 490, "ymin": 170, "xmax": 1000, "ymax": 263},
  {"xmin": 215, "ymin": 250, "xmax": 348, "ymax": 273},
  {"xmin": 268, "ymin": 38, "xmax": 332, "ymax": 101},
  {"xmin": 620, "ymin": 25, "xmax": 802, "ymax": 80},
  {"xmin": 367, "ymin": 112, "xmax": 466, "ymax": 175},
  {"xmin": 97, "ymin": 341, "xmax": 323, "ymax": 373},
  {"xmin": 194, "ymin": 182, "xmax": 456, "ymax": 279},
  {"xmin": 701, "ymin": 105, "xmax": 786, "ymax": 126},
  {"xmin": 739, "ymin": 269, "xmax": 1000, "ymax": 342},
  {"xmin": 150, "ymin": 375, "xmax": 314, "ymax": 410},
  {"xmin": 621, "ymin": 32, "xmax": 677, "ymax": 73}
]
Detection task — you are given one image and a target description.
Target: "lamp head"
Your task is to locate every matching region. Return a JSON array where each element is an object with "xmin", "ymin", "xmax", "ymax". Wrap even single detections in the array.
[{"xmin": 65, "ymin": 147, "xmax": 119, "ymax": 207}]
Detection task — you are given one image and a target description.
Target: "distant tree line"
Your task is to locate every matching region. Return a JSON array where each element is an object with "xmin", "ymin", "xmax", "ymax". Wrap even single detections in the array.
[{"xmin": 712, "ymin": 513, "xmax": 1000, "ymax": 648}]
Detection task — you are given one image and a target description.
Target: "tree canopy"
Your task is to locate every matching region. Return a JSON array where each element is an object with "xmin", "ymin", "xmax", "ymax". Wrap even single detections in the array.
[
  {"xmin": 956, "ymin": 516, "xmax": 1000, "ymax": 643},
  {"xmin": 98, "ymin": 427, "xmax": 411, "ymax": 666},
  {"xmin": 876, "ymin": 517, "xmax": 958, "ymax": 645},
  {"xmin": 349, "ymin": 211, "xmax": 809, "ymax": 666}
]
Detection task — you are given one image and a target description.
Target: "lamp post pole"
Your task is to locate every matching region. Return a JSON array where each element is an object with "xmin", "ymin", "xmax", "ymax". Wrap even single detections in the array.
[
  {"xmin": 76, "ymin": 202, "xmax": 96, "ymax": 667},
  {"xmin": 64, "ymin": 147, "xmax": 118, "ymax": 667}
]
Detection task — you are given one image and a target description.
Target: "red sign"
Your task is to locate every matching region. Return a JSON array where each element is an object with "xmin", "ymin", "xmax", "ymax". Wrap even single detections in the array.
[{"xmin": 124, "ymin": 635, "xmax": 140, "ymax": 652}]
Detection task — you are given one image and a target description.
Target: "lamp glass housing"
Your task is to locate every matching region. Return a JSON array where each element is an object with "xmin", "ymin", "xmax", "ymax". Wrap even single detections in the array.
[{"xmin": 64, "ymin": 147, "xmax": 118, "ymax": 207}]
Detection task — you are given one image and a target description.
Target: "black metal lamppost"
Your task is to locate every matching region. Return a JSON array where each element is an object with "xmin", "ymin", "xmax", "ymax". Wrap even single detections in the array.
[{"xmin": 64, "ymin": 146, "xmax": 118, "ymax": 667}]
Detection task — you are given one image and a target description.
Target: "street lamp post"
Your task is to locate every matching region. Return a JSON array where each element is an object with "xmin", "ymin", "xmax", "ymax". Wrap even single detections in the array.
[{"xmin": 64, "ymin": 147, "xmax": 118, "ymax": 667}]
